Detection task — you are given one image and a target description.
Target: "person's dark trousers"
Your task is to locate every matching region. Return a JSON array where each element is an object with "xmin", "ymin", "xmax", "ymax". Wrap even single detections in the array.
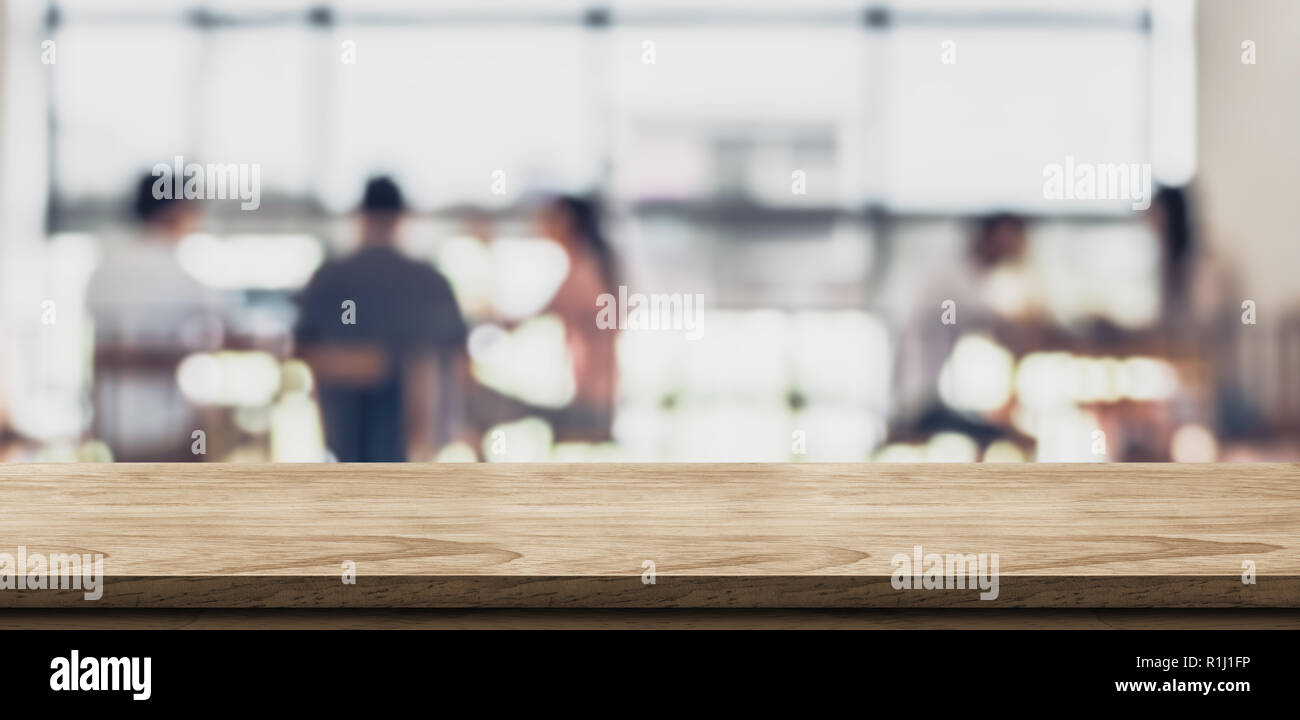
[{"xmin": 317, "ymin": 379, "xmax": 406, "ymax": 462}]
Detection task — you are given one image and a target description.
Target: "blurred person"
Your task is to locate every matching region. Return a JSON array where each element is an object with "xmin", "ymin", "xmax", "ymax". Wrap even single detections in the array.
[
  {"xmin": 533, "ymin": 195, "xmax": 619, "ymax": 442},
  {"xmin": 966, "ymin": 213, "xmax": 1047, "ymax": 322},
  {"xmin": 294, "ymin": 177, "xmax": 467, "ymax": 462},
  {"xmin": 1145, "ymin": 186, "xmax": 1267, "ymax": 448},
  {"xmin": 1147, "ymin": 186, "xmax": 1238, "ymax": 332},
  {"xmin": 891, "ymin": 213, "xmax": 1043, "ymax": 425},
  {"xmin": 85, "ymin": 174, "xmax": 223, "ymax": 461},
  {"xmin": 1150, "ymin": 186, "xmax": 1195, "ymax": 322}
]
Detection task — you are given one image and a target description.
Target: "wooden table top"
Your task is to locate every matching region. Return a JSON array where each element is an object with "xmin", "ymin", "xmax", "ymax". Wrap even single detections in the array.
[{"xmin": 2, "ymin": 463, "xmax": 1297, "ymax": 608}]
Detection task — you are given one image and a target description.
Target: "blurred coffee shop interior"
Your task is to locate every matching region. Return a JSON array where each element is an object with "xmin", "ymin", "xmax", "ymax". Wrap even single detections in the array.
[{"xmin": 0, "ymin": 0, "xmax": 1297, "ymax": 463}]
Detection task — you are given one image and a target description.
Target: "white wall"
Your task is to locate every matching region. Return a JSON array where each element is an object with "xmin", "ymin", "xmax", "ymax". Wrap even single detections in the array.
[{"xmin": 1196, "ymin": 0, "xmax": 1300, "ymax": 310}]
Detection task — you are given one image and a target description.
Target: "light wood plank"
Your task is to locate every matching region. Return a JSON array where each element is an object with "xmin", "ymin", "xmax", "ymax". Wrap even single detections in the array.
[{"xmin": 1, "ymin": 463, "xmax": 1296, "ymax": 608}]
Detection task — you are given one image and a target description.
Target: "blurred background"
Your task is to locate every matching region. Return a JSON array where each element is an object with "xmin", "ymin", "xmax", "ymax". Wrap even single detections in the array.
[{"xmin": 0, "ymin": 0, "xmax": 1297, "ymax": 463}]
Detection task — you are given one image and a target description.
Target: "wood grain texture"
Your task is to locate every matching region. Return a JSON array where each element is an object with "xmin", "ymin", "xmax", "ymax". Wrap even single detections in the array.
[
  {"xmin": 3, "ymin": 609, "xmax": 1298, "ymax": 630},
  {"xmin": 1, "ymin": 463, "xmax": 1297, "ymax": 608}
]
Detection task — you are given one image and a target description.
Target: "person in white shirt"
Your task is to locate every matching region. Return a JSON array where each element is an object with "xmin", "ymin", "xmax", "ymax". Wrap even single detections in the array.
[{"xmin": 85, "ymin": 175, "xmax": 223, "ymax": 460}]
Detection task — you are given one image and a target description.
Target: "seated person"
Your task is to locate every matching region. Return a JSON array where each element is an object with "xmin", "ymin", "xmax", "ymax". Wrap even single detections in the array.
[{"xmin": 86, "ymin": 174, "xmax": 222, "ymax": 461}]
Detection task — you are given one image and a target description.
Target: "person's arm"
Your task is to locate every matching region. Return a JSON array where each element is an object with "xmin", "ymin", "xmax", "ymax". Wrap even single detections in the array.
[
  {"xmin": 402, "ymin": 352, "xmax": 440, "ymax": 462},
  {"xmin": 415, "ymin": 270, "xmax": 475, "ymax": 457},
  {"xmin": 439, "ymin": 350, "xmax": 478, "ymax": 450}
]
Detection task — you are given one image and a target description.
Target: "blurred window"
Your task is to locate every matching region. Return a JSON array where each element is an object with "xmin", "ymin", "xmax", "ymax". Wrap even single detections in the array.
[{"xmin": 45, "ymin": 0, "xmax": 1192, "ymax": 216}]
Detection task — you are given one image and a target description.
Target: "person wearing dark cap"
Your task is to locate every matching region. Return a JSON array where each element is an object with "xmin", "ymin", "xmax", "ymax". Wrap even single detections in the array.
[{"xmin": 294, "ymin": 177, "xmax": 468, "ymax": 462}]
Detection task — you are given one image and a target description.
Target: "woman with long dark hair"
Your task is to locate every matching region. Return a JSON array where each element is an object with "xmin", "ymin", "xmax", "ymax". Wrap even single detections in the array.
[{"xmin": 535, "ymin": 195, "xmax": 619, "ymax": 442}]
